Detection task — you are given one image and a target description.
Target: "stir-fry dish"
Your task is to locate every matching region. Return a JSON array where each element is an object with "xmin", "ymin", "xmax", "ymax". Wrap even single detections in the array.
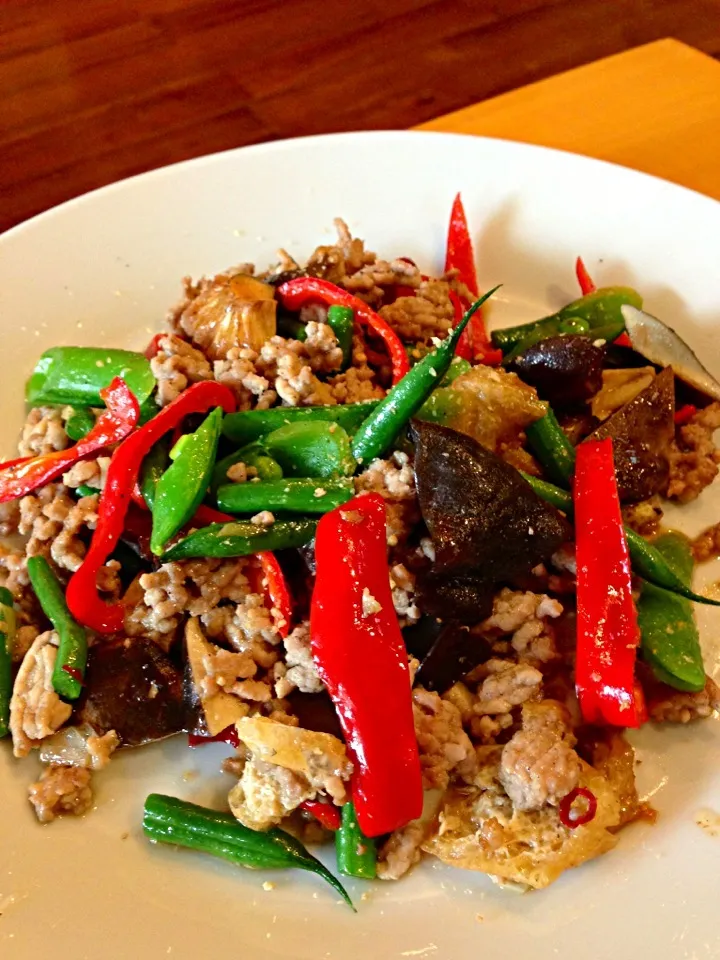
[{"xmin": 4, "ymin": 196, "xmax": 720, "ymax": 904}]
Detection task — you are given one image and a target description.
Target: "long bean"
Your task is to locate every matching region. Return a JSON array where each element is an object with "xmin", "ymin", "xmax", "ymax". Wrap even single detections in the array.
[
  {"xmin": 335, "ymin": 801, "xmax": 377, "ymax": 879},
  {"xmin": 217, "ymin": 478, "xmax": 354, "ymax": 515},
  {"xmin": 162, "ymin": 517, "xmax": 317, "ymax": 561}
]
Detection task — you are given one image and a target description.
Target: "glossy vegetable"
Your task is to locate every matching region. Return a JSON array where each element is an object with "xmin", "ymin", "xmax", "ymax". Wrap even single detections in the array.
[
  {"xmin": 335, "ymin": 801, "xmax": 377, "ymax": 879},
  {"xmin": 0, "ymin": 586, "xmax": 15, "ymax": 738},
  {"xmin": 263, "ymin": 421, "xmax": 356, "ymax": 478},
  {"xmin": 311, "ymin": 493, "xmax": 423, "ymax": 837},
  {"xmin": 65, "ymin": 407, "xmax": 96, "ymax": 441},
  {"xmin": 492, "ymin": 287, "xmax": 643, "ymax": 355},
  {"xmin": 622, "ymin": 305, "xmax": 720, "ymax": 402},
  {"xmin": 637, "ymin": 533, "xmax": 705, "ymax": 692},
  {"xmin": 351, "ymin": 289, "xmax": 499, "ymax": 465},
  {"xmin": 588, "ymin": 367, "xmax": 675, "ymax": 503},
  {"xmin": 221, "ymin": 401, "xmax": 379, "ymax": 446},
  {"xmin": 74, "ymin": 484, "xmax": 98, "ymax": 499},
  {"xmin": 414, "ymin": 621, "xmax": 492, "ymax": 693},
  {"xmin": 150, "ymin": 407, "xmax": 223, "ymax": 554},
  {"xmin": 326, "ymin": 305, "xmax": 354, "ymax": 368},
  {"xmin": 0, "ymin": 378, "xmax": 139, "ymax": 504},
  {"xmin": 143, "ymin": 794, "xmax": 353, "ymax": 908},
  {"xmin": 217, "ymin": 477, "xmax": 354, "ymax": 515},
  {"xmin": 575, "ymin": 257, "xmax": 596, "ymax": 296},
  {"xmin": 411, "ymin": 420, "xmax": 570, "ymax": 580},
  {"xmin": 525, "ymin": 408, "xmax": 577, "ymax": 486},
  {"xmin": 139, "ymin": 438, "xmax": 171, "ymax": 511},
  {"xmin": 508, "ymin": 335, "xmax": 605, "ymax": 407},
  {"xmin": 574, "ymin": 438, "xmax": 642, "ymax": 727},
  {"xmin": 211, "ymin": 445, "xmax": 283, "ymax": 495},
  {"xmin": 26, "ymin": 346, "xmax": 156, "ymax": 407},
  {"xmin": 66, "ymin": 381, "xmax": 237, "ymax": 633},
  {"xmin": 301, "ymin": 800, "xmax": 342, "ymax": 832},
  {"xmin": 27, "ymin": 555, "xmax": 88, "ymax": 700},
  {"xmin": 163, "ymin": 517, "xmax": 317, "ymax": 561}
]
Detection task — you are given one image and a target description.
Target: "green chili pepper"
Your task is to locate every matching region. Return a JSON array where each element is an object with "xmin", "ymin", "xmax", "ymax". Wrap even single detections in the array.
[
  {"xmin": 150, "ymin": 407, "xmax": 224, "ymax": 555},
  {"xmin": 439, "ymin": 357, "xmax": 471, "ymax": 387},
  {"xmin": 525, "ymin": 408, "xmax": 576, "ymax": 486},
  {"xmin": 491, "ymin": 287, "xmax": 643, "ymax": 355},
  {"xmin": 335, "ymin": 801, "xmax": 377, "ymax": 880},
  {"xmin": 263, "ymin": 421, "xmax": 356, "ymax": 478},
  {"xmin": 637, "ymin": 533, "xmax": 706, "ymax": 692},
  {"xmin": 0, "ymin": 586, "xmax": 16, "ymax": 738},
  {"xmin": 26, "ymin": 556, "xmax": 87, "ymax": 700},
  {"xmin": 139, "ymin": 438, "xmax": 171, "ymax": 511},
  {"xmin": 65, "ymin": 407, "xmax": 96, "ymax": 441},
  {"xmin": 559, "ymin": 317, "xmax": 591, "ymax": 335},
  {"xmin": 351, "ymin": 288, "xmax": 500, "ymax": 465},
  {"xmin": 326, "ymin": 305, "xmax": 354, "ymax": 369},
  {"xmin": 162, "ymin": 517, "xmax": 317, "ymax": 561},
  {"xmin": 222, "ymin": 401, "xmax": 379, "ymax": 446},
  {"xmin": 210, "ymin": 444, "xmax": 283, "ymax": 496},
  {"xmin": 143, "ymin": 794, "xmax": 353, "ymax": 908},
  {"xmin": 26, "ymin": 346, "xmax": 156, "ymax": 407},
  {"xmin": 522, "ymin": 472, "xmax": 720, "ymax": 607},
  {"xmin": 74, "ymin": 484, "xmax": 98, "ymax": 499},
  {"xmin": 217, "ymin": 478, "xmax": 354, "ymax": 515}
]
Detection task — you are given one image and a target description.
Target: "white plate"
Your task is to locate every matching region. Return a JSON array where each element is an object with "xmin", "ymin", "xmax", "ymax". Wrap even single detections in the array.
[{"xmin": 1, "ymin": 131, "xmax": 720, "ymax": 960}]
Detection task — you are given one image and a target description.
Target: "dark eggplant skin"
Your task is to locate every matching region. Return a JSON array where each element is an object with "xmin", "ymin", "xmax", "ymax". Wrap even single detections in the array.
[
  {"xmin": 76, "ymin": 637, "xmax": 186, "ymax": 745},
  {"xmin": 508, "ymin": 335, "xmax": 605, "ymax": 407},
  {"xmin": 416, "ymin": 572, "xmax": 494, "ymax": 624},
  {"xmin": 588, "ymin": 366, "xmax": 675, "ymax": 503},
  {"xmin": 414, "ymin": 623, "xmax": 492, "ymax": 694},
  {"xmin": 411, "ymin": 420, "xmax": 571, "ymax": 581}
]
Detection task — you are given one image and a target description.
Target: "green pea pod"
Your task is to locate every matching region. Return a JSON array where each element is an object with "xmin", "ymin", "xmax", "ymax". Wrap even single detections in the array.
[
  {"xmin": 637, "ymin": 534, "xmax": 705, "ymax": 692},
  {"xmin": 65, "ymin": 407, "xmax": 96, "ymax": 442},
  {"xmin": 326, "ymin": 305, "xmax": 354, "ymax": 369},
  {"xmin": 162, "ymin": 517, "xmax": 317, "ymax": 561},
  {"xmin": 335, "ymin": 801, "xmax": 377, "ymax": 880},
  {"xmin": 351, "ymin": 288, "xmax": 500, "ymax": 466},
  {"xmin": 525, "ymin": 409, "xmax": 576, "ymax": 486},
  {"xmin": 0, "ymin": 586, "xmax": 16, "ymax": 738},
  {"xmin": 143, "ymin": 794, "xmax": 353, "ymax": 909},
  {"xmin": 217, "ymin": 478, "xmax": 354, "ymax": 515},
  {"xmin": 492, "ymin": 286, "xmax": 643, "ymax": 355},
  {"xmin": 139, "ymin": 438, "xmax": 171, "ymax": 511},
  {"xmin": 439, "ymin": 357, "xmax": 472, "ymax": 387},
  {"xmin": 26, "ymin": 556, "xmax": 87, "ymax": 700},
  {"xmin": 150, "ymin": 407, "xmax": 223, "ymax": 555},
  {"xmin": 138, "ymin": 395, "xmax": 162, "ymax": 425},
  {"xmin": 26, "ymin": 346, "xmax": 156, "ymax": 407},
  {"xmin": 414, "ymin": 387, "xmax": 463, "ymax": 426},
  {"xmin": 221, "ymin": 401, "xmax": 379, "ymax": 447},
  {"xmin": 211, "ymin": 444, "xmax": 283, "ymax": 496},
  {"xmin": 522, "ymin": 472, "xmax": 720, "ymax": 607},
  {"xmin": 263, "ymin": 421, "xmax": 356, "ymax": 478},
  {"xmin": 74, "ymin": 484, "xmax": 98, "ymax": 498}
]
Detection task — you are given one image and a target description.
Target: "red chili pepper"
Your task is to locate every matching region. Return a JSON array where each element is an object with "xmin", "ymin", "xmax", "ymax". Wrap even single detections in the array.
[
  {"xmin": 444, "ymin": 194, "xmax": 498, "ymax": 364},
  {"xmin": 66, "ymin": 381, "xmax": 237, "ymax": 633},
  {"xmin": 188, "ymin": 725, "xmax": 240, "ymax": 748},
  {"xmin": 674, "ymin": 404, "xmax": 697, "ymax": 426},
  {"xmin": 0, "ymin": 378, "xmax": 138, "ymax": 504},
  {"xmin": 257, "ymin": 551, "xmax": 292, "ymax": 638},
  {"xmin": 300, "ymin": 799, "xmax": 342, "ymax": 831},
  {"xmin": 310, "ymin": 493, "xmax": 422, "ymax": 837},
  {"xmin": 575, "ymin": 256, "xmax": 597, "ymax": 295},
  {"xmin": 559, "ymin": 786, "xmax": 598, "ymax": 828},
  {"xmin": 277, "ymin": 277, "xmax": 410, "ymax": 384},
  {"xmin": 144, "ymin": 333, "xmax": 165, "ymax": 360},
  {"xmin": 62, "ymin": 665, "xmax": 84, "ymax": 685},
  {"xmin": 574, "ymin": 438, "xmax": 642, "ymax": 727},
  {"xmin": 614, "ymin": 332, "xmax": 633, "ymax": 348}
]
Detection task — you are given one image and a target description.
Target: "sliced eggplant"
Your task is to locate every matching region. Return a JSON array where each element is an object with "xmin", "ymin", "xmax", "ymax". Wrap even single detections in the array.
[
  {"xmin": 622, "ymin": 305, "xmax": 720, "ymax": 402},
  {"xmin": 411, "ymin": 420, "xmax": 571, "ymax": 581},
  {"xmin": 508, "ymin": 334, "xmax": 605, "ymax": 407},
  {"xmin": 588, "ymin": 366, "xmax": 675, "ymax": 503},
  {"xmin": 417, "ymin": 573, "xmax": 494, "ymax": 624},
  {"xmin": 414, "ymin": 623, "xmax": 492, "ymax": 694}
]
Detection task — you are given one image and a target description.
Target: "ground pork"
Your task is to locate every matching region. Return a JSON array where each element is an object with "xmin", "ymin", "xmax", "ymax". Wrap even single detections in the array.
[
  {"xmin": 377, "ymin": 820, "xmax": 429, "ymax": 880},
  {"xmin": 692, "ymin": 522, "xmax": 720, "ymax": 562},
  {"xmin": 302, "ymin": 322, "xmax": 344, "ymax": 372},
  {"xmin": 0, "ymin": 499, "xmax": 20, "ymax": 536},
  {"xmin": 499, "ymin": 700, "xmax": 581, "ymax": 811},
  {"xmin": 471, "ymin": 659, "xmax": 543, "ymax": 715},
  {"xmin": 389, "ymin": 563, "xmax": 421, "ymax": 626},
  {"xmin": 327, "ymin": 330, "xmax": 384, "ymax": 403},
  {"xmin": 12, "ymin": 625, "xmax": 38, "ymax": 663},
  {"xmin": 197, "ymin": 646, "xmax": 259, "ymax": 699},
  {"xmin": 62, "ymin": 456, "xmax": 111, "ymax": 491},
  {"xmin": 413, "ymin": 686, "xmax": 476, "ymax": 789},
  {"xmin": 10, "ymin": 630, "xmax": 72, "ymax": 757},
  {"xmin": 273, "ymin": 622, "xmax": 323, "ymax": 698},
  {"xmin": 354, "ymin": 450, "xmax": 419, "ymax": 546},
  {"xmin": 481, "ymin": 588, "xmax": 563, "ymax": 664},
  {"xmin": 667, "ymin": 403, "xmax": 720, "ymax": 503},
  {"xmin": 213, "ymin": 345, "xmax": 276, "ymax": 410},
  {"xmin": 28, "ymin": 765, "xmax": 93, "ymax": 823},
  {"xmin": 150, "ymin": 334, "xmax": 213, "ymax": 406},
  {"xmin": 18, "ymin": 406, "xmax": 69, "ymax": 457},
  {"xmin": 647, "ymin": 676, "xmax": 720, "ymax": 723},
  {"xmin": 341, "ymin": 256, "xmax": 421, "ymax": 306},
  {"xmin": 379, "ymin": 279, "xmax": 455, "ymax": 343},
  {"xmin": 19, "ymin": 483, "xmax": 98, "ymax": 572},
  {"xmin": 621, "ymin": 497, "xmax": 664, "ymax": 538}
]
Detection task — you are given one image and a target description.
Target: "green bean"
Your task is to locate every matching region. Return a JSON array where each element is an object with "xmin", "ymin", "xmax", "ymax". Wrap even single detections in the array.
[
  {"xmin": 143, "ymin": 794, "xmax": 353, "ymax": 908},
  {"xmin": 217, "ymin": 478, "xmax": 354, "ymax": 515},
  {"xmin": 26, "ymin": 346, "xmax": 156, "ymax": 407},
  {"xmin": 335, "ymin": 802, "xmax": 377, "ymax": 880},
  {"xmin": 326, "ymin": 305, "xmax": 354, "ymax": 368},
  {"xmin": 520, "ymin": 471, "xmax": 573, "ymax": 511},
  {"xmin": 221, "ymin": 402, "xmax": 379, "ymax": 446},
  {"xmin": 162, "ymin": 518, "xmax": 318, "ymax": 561},
  {"xmin": 65, "ymin": 407, "xmax": 96, "ymax": 441},
  {"xmin": 525, "ymin": 409, "xmax": 576, "ymax": 486},
  {"xmin": 0, "ymin": 586, "xmax": 16, "ymax": 738},
  {"xmin": 75, "ymin": 484, "xmax": 99, "ymax": 499},
  {"xmin": 27, "ymin": 556, "xmax": 87, "ymax": 700}
]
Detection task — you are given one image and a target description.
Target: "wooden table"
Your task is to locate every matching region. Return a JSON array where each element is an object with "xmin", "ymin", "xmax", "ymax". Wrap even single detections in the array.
[{"xmin": 420, "ymin": 39, "xmax": 720, "ymax": 202}]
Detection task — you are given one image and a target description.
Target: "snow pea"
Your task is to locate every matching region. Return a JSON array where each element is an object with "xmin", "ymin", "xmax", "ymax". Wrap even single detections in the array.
[
  {"xmin": 162, "ymin": 517, "xmax": 317, "ymax": 561},
  {"xmin": 65, "ymin": 407, "xmax": 96, "ymax": 441},
  {"xmin": 221, "ymin": 401, "xmax": 379, "ymax": 446},
  {"xmin": 139, "ymin": 438, "xmax": 171, "ymax": 511},
  {"xmin": 26, "ymin": 346, "xmax": 156, "ymax": 407},
  {"xmin": 150, "ymin": 407, "xmax": 223, "ymax": 555},
  {"xmin": 263, "ymin": 421, "xmax": 356, "ymax": 478},
  {"xmin": 217, "ymin": 477, "xmax": 354, "ymax": 515}
]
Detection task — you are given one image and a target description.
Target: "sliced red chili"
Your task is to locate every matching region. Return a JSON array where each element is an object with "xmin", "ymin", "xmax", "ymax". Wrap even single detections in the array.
[
  {"xmin": 559, "ymin": 786, "xmax": 598, "ymax": 828},
  {"xmin": 188, "ymin": 725, "xmax": 240, "ymax": 748},
  {"xmin": 300, "ymin": 799, "xmax": 342, "ymax": 831},
  {"xmin": 674, "ymin": 404, "xmax": 697, "ymax": 426},
  {"xmin": 575, "ymin": 256, "xmax": 597, "ymax": 295}
]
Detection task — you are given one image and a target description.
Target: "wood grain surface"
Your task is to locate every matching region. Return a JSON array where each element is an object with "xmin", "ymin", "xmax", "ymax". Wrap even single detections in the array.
[{"xmin": 2, "ymin": 0, "xmax": 720, "ymax": 230}]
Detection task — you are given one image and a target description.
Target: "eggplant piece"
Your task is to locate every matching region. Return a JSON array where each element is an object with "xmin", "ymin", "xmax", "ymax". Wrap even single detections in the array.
[
  {"xmin": 622, "ymin": 305, "xmax": 720, "ymax": 402},
  {"xmin": 417, "ymin": 573, "xmax": 494, "ymax": 625},
  {"xmin": 402, "ymin": 615, "xmax": 444, "ymax": 661},
  {"xmin": 411, "ymin": 420, "xmax": 571, "ymax": 581},
  {"xmin": 76, "ymin": 637, "xmax": 186, "ymax": 745},
  {"xmin": 587, "ymin": 366, "xmax": 675, "ymax": 503},
  {"xmin": 414, "ymin": 624, "xmax": 492, "ymax": 694},
  {"xmin": 285, "ymin": 691, "xmax": 344, "ymax": 741},
  {"xmin": 508, "ymin": 335, "xmax": 605, "ymax": 407}
]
